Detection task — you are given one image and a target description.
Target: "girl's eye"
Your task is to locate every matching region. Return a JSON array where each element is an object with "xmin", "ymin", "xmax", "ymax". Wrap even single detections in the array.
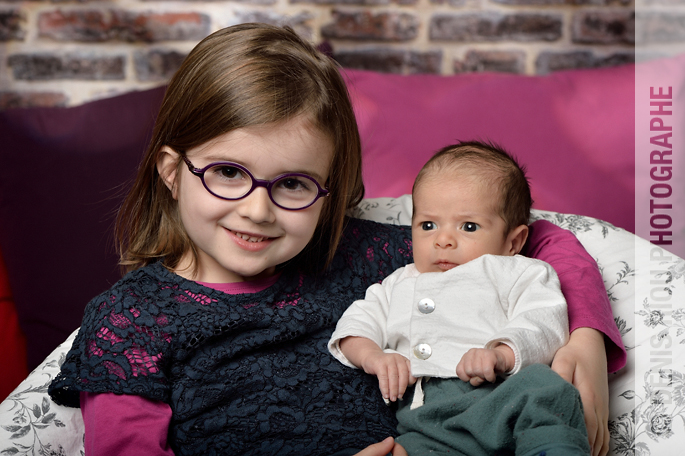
[
  {"xmin": 277, "ymin": 177, "xmax": 312, "ymax": 192},
  {"xmin": 421, "ymin": 221, "xmax": 436, "ymax": 231},
  {"xmin": 462, "ymin": 222, "xmax": 480, "ymax": 232},
  {"xmin": 213, "ymin": 165, "xmax": 243, "ymax": 180}
]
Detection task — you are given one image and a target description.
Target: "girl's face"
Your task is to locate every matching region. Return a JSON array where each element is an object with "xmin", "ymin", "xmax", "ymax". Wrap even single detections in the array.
[{"xmin": 158, "ymin": 116, "xmax": 333, "ymax": 283}]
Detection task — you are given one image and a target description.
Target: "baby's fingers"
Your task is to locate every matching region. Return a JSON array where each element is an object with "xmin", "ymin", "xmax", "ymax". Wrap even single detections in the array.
[
  {"xmin": 376, "ymin": 368, "xmax": 391, "ymax": 401},
  {"xmin": 396, "ymin": 357, "xmax": 412, "ymax": 400},
  {"xmin": 469, "ymin": 376, "xmax": 485, "ymax": 386},
  {"xmin": 456, "ymin": 359, "xmax": 471, "ymax": 383},
  {"xmin": 480, "ymin": 362, "xmax": 498, "ymax": 383},
  {"xmin": 386, "ymin": 362, "xmax": 401, "ymax": 401}
]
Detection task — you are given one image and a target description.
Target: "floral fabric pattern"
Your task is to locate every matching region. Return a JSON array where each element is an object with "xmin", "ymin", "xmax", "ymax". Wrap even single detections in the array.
[
  {"xmin": 0, "ymin": 331, "xmax": 83, "ymax": 456},
  {"xmin": 1, "ymin": 196, "xmax": 683, "ymax": 455}
]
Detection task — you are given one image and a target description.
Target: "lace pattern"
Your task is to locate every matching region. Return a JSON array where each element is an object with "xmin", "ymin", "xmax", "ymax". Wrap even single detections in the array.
[{"xmin": 48, "ymin": 218, "xmax": 412, "ymax": 455}]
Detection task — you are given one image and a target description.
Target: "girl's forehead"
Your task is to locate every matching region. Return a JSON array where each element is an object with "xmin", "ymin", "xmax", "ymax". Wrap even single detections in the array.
[{"xmin": 189, "ymin": 117, "xmax": 334, "ymax": 177}]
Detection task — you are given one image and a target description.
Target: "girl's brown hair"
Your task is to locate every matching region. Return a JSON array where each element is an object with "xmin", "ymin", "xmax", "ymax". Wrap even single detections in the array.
[{"xmin": 116, "ymin": 23, "xmax": 364, "ymax": 274}]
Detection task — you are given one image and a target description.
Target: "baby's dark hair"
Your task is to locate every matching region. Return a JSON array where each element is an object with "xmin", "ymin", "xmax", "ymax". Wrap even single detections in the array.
[{"xmin": 413, "ymin": 140, "xmax": 532, "ymax": 234}]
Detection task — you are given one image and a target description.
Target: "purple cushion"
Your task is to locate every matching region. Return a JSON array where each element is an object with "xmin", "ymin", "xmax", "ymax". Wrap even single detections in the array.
[
  {"xmin": 342, "ymin": 63, "xmax": 636, "ymax": 233},
  {"xmin": 0, "ymin": 87, "xmax": 165, "ymax": 369}
]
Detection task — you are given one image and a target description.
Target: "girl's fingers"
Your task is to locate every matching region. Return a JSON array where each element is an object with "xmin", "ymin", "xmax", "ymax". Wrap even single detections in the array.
[{"xmin": 354, "ymin": 437, "xmax": 395, "ymax": 456}]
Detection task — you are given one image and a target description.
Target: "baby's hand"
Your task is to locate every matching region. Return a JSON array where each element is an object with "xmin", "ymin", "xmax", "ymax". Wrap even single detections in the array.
[
  {"xmin": 361, "ymin": 352, "xmax": 414, "ymax": 402},
  {"xmin": 456, "ymin": 345, "xmax": 514, "ymax": 386}
]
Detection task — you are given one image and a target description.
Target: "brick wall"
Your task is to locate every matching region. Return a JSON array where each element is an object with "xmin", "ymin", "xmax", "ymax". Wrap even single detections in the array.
[{"xmin": 0, "ymin": 0, "xmax": 639, "ymax": 109}]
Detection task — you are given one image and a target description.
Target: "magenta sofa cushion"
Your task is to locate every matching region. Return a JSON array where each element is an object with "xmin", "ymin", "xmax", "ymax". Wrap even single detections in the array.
[
  {"xmin": 343, "ymin": 64, "xmax": 636, "ymax": 233},
  {"xmin": 0, "ymin": 61, "xmax": 643, "ymax": 370}
]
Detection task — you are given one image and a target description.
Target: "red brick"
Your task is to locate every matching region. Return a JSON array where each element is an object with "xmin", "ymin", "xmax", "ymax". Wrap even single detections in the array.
[
  {"xmin": 333, "ymin": 48, "xmax": 441, "ymax": 73},
  {"xmin": 430, "ymin": 13, "xmax": 563, "ymax": 42},
  {"xmin": 535, "ymin": 50, "xmax": 634, "ymax": 73},
  {"xmin": 0, "ymin": 91, "xmax": 68, "ymax": 110},
  {"xmin": 236, "ymin": 11, "xmax": 313, "ymax": 39},
  {"xmin": 38, "ymin": 9, "xmax": 210, "ymax": 42},
  {"xmin": 134, "ymin": 49, "xmax": 187, "ymax": 82},
  {"xmin": 572, "ymin": 10, "xmax": 635, "ymax": 44},
  {"xmin": 454, "ymin": 50, "xmax": 526, "ymax": 73},
  {"xmin": 322, "ymin": 10, "xmax": 419, "ymax": 41},
  {"xmin": 8, "ymin": 53, "xmax": 125, "ymax": 80},
  {"xmin": 0, "ymin": 9, "xmax": 25, "ymax": 41},
  {"xmin": 430, "ymin": 0, "xmax": 469, "ymax": 5},
  {"xmin": 637, "ymin": 12, "xmax": 685, "ymax": 44},
  {"xmin": 491, "ymin": 0, "xmax": 630, "ymax": 4},
  {"xmin": 292, "ymin": 0, "xmax": 418, "ymax": 4}
]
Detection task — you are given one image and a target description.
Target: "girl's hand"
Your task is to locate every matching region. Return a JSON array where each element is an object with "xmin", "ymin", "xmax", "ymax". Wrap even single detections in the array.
[
  {"xmin": 551, "ymin": 327, "xmax": 609, "ymax": 456},
  {"xmin": 354, "ymin": 437, "xmax": 408, "ymax": 456},
  {"xmin": 456, "ymin": 345, "xmax": 514, "ymax": 386}
]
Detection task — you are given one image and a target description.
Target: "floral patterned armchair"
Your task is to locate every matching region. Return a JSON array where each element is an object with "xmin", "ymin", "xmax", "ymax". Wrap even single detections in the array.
[{"xmin": 1, "ymin": 197, "xmax": 684, "ymax": 456}]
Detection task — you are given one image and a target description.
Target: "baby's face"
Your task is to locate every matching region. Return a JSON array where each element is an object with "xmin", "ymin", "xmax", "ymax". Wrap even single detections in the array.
[{"xmin": 411, "ymin": 172, "xmax": 513, "ymax": 273}]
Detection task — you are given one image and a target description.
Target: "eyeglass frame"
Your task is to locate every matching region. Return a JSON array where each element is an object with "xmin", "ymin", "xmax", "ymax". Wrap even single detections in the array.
[{"xmin": 180, "ymin": 155, "xmax": 330, "ymax": 211}]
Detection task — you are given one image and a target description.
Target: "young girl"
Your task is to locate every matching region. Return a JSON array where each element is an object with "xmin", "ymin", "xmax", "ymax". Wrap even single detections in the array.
[{"xmin": 48, "ymin": 23, "xmax": 624, "ymax": 456}]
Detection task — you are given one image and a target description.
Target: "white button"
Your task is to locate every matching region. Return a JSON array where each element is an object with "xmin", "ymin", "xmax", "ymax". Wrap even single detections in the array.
[
  {"xmin": 413, "ymin": 343, "xmax": 432, "ymax": 360},
  {"xmin": 418, "ymin": 298, "xmax": 435, "ymax": 314}
]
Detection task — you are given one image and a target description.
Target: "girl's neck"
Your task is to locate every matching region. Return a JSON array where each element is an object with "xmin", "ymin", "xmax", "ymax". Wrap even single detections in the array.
[{"xmin": 198, "ymin": 273, "xmax": 281, "ymax": 295}]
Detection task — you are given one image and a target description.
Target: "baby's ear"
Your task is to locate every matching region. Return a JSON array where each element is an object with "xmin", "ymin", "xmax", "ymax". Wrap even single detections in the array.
[
  {"xmin": 157, "ymin": 147, "xmax": 180, "ymax": 199},
  {"xmin": 506, "ymin": 224, "xmax": 529, "ymax": 255}
]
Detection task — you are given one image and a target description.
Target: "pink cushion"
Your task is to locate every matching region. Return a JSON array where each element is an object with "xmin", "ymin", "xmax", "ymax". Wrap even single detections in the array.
[{"xmin": 342, "ymin": 64, "xmax": 635, "ymax": 233}]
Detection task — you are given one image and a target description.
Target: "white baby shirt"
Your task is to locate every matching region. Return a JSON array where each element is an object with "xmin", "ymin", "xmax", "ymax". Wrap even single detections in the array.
[{"xmin": 328, "ymin": 254, "xmax": 569, "ymax": 378}]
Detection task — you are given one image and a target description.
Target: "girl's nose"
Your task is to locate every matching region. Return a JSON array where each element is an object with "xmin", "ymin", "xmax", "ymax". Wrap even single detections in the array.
[{"xmin": 236, "ymin": 187, "xmax": 276, "ymax": 224}]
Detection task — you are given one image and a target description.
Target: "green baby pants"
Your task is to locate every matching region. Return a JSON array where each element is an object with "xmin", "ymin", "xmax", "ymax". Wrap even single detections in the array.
[{"xmin": 395, "ymin": 364, "xmax": 591, "ymax": 456}]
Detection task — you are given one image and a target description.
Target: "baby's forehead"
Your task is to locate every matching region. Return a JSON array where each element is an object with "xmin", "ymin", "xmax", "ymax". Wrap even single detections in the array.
[
  {"xmin": 418, "ymin": 165, "xmax": 499, "ymax": 192},
  {"xmin": 414, "ymin": 172, "xmax": 501, "ymax": 211}
]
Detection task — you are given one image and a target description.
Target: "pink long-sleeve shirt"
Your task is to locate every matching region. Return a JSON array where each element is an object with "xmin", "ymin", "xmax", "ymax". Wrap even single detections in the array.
[{"xmin": 81, "ymin": 220, "xmax": 626, "ymax": 455}]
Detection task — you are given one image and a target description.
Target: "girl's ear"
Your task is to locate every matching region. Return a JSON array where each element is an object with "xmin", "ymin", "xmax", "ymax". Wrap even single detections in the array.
[
  {"xmin": 157, "ymin": 146, "xmax": 180, "ymax": 199},
  {"xmin": 506, "ymin": 224, "xmax": 529, "ymax": 255}
]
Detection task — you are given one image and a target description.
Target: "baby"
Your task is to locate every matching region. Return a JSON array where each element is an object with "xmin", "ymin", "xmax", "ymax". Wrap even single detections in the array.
[{"xmin": 328, "ymin": 141, "xmax": 590, "ymax": 456}]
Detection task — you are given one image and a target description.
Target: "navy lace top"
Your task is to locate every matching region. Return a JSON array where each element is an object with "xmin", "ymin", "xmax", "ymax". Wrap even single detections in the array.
[{"xmin": 49, "ymin": 218, "xmax": 413, "ymax": 455}]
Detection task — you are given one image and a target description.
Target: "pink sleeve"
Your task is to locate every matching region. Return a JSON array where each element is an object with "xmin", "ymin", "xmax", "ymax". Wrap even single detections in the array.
[
  {"xmin": 81, "ymin": 392, "xmax": 175, "ymax": 456},
  {"xmin": 522, "ymin": 220, "xmax": 626, "ymax": 373}
]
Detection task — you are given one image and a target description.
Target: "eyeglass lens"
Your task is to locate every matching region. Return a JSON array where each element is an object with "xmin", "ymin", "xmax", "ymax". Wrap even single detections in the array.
[{"xmin": 203, "ymin": 164, "xmax": 321, "ymax": 209}]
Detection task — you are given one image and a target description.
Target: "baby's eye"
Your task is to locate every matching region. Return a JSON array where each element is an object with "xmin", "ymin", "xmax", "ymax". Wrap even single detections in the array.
[
  {"xmin": 421, "ymin": 221, "xmax": 436, "ymax": 231},
  {"xmin": 461, "ymin": 222, "xmax": 480, "ymax": 232}
]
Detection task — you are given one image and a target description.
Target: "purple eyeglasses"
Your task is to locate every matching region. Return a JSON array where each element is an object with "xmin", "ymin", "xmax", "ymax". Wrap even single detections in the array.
[{"xmin": 182, "ymin": 156, "xmax": 330, "ymax": 210}]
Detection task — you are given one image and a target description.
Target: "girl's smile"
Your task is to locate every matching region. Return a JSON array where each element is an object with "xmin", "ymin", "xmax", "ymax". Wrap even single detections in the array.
[
  {"xmin": 226, "ymin": 228, "xmax": 276, "ymax": 251},
  {"xmin": 157, "ymin": 115, "xmax": 334, "ymax": 283}
]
